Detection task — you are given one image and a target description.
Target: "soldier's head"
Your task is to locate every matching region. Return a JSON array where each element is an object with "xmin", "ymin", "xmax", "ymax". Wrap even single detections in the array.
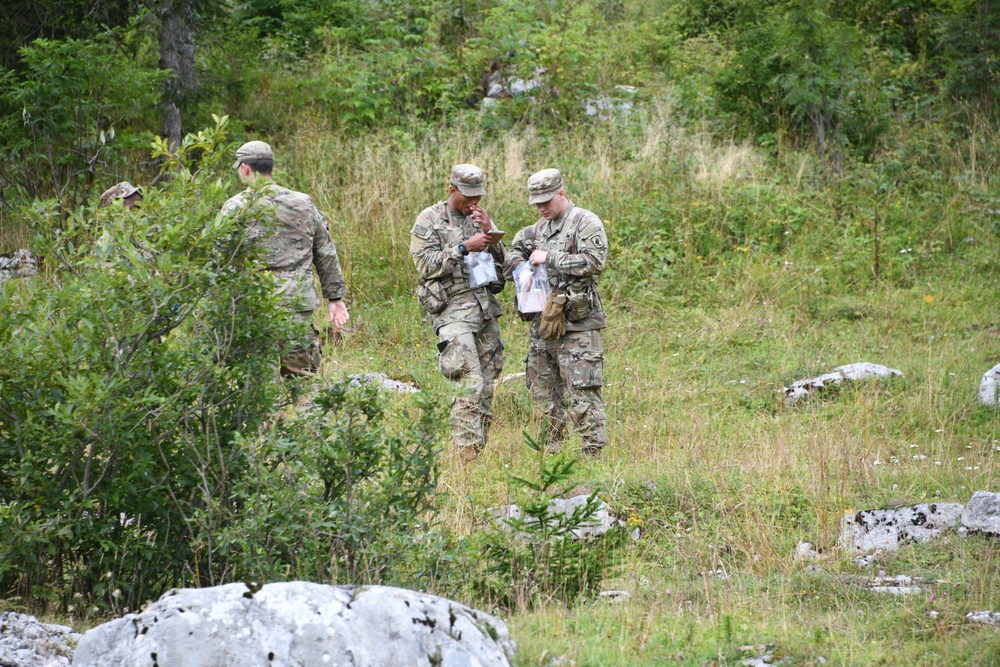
[
  {"xmin": 446, "ymin": 164, "xmax": 486, "ymax": 216},
  {"xmin": 527, "ymin": 168, "xmax": 567, "ymax": 220},
  {"xmin": 99, "ymin": 182, "xmax": 142, "ymax": 210},
  {"xmin": 233, "ymin": 141, "xmax": 274, "ymax": 182}
]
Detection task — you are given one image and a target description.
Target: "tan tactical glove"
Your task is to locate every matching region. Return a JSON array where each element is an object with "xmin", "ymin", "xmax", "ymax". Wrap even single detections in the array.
[{"xmin": 539, "ymin": 289, "xmax": 567, "ymax": 340}]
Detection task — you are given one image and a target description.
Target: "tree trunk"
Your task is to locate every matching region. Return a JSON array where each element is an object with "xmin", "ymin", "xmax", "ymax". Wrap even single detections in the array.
[{"xmin": 157, "ymin": 0, "xmax": 197, "ymax": 152}]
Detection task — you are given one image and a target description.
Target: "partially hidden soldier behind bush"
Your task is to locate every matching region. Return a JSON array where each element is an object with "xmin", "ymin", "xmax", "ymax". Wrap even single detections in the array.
[
  {"xmin": 504, "ymin": 168, "xmax": 609, "ymax": 457},
  {"xmin": 220, "ymin": 140, "xmax": 349, "ymax": 376},
  {"xmin": 99, "ymin": 181, "xmax": 142, "ymax": 209},
  {"xmin": 410, "ymin": 164, "xmax": 506, "ymax": 461}
]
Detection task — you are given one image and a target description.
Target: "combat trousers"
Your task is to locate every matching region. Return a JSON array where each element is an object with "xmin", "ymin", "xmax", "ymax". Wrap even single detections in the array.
[
  {"xmin": 279, "ymin": 311, "xmax": 322, "ymax": 376},
  {"xmin": 437, "ymin": 318, "xmax": 504, "ymax": 451},
  {"xmin": 526, "ymin": 329, "xmax": 607, "ymax": 451}
]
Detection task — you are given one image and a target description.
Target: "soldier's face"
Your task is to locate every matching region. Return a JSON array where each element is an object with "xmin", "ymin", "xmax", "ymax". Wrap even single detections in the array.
[
  {"xmin": 448, "ymin": 187, "xmax": 482, "ymax": 216},
  {"xmin": 123, "ymin": 193, "xmax": 142, "ymax": 210},
  {"xmin": 534, "ymin": 190, "xmax": 568, "ymax": 220}
]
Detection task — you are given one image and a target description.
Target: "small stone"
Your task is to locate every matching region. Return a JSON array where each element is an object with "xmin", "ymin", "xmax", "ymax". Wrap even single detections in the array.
[{"xmin": 598, "ymin": 590, "xmax": 630, "ymax": 603}]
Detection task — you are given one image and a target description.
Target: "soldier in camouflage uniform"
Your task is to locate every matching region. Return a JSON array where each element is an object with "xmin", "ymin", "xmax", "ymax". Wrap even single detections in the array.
[
  {"xmin": 99, "ymin": 182, "xmax": 142, "ymax": 209},
  {"xmin": 410, "ymin": 165, "xmax": 506, "ymax": 460},
  {"xmin": 504, "ymin": 168, "xmax": 608, "ymax": 456},
  {"xmin": 220, "ymin": 141, "xmax": 349, "ymax": 376}
]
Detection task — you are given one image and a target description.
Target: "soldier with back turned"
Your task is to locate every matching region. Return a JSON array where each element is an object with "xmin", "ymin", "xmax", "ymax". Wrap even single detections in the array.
[{"xmin": 220, "ymin": 140, "xmax": 349, "ymax": 376}]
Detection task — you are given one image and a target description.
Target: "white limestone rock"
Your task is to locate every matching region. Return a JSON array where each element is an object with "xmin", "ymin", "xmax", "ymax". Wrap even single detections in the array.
[
  {"xmin": 492, "ymin": 495, "xmax": 625, "ymax": 540},
  {"xmin": 0, "ymin": 249, "xmax": 38, "ymax": 286},
  {"xmin": 966, "ymin": 611, "xmax": 1000, "ymax": 626},
  {"xmin": 838, "ymin": 503, "xmax": 964, "ymax": 554},
  {"xmin": 348, "ymin": 372, "xmax": 419, "ymax": 393},
  {"xmin": 784, "ymin": 363, "xmax": 903, "ymax": 403},
  {"xmin": 72, "ymin": 582, "xmax": 514, "ymax": 667},
  {"xmin": 0, "ymin": 611, "xmax": 80, "ymax": 667},
  {"xmin": 867, "ymin": 574, "xmax": 923, "ymax": 595},
  {"xmin": 961, "ymin": 491, "xmax": 1000, "ymax": 535},
  {"xmin": 978, "ymin": 364, "xmax": 1000, "ymax": 406}
]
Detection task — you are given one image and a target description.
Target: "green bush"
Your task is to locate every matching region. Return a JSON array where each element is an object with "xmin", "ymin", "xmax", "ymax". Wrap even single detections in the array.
[
  {"xmin": 0, "ymin": 27, "xmax": 163, "ymax": 211},
  {"xmin": 0, "ymin": 117, "xmax": 291, "ymax": 612},
  {"xmin": 217, "ymin": 379, "xmax": 452, "ymax": 589}
]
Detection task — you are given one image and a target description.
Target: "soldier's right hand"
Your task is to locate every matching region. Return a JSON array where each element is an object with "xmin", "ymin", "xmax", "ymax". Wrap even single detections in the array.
[{"xmin": 464, "ymin": 232, "xmax": 490, "ymax": 252}]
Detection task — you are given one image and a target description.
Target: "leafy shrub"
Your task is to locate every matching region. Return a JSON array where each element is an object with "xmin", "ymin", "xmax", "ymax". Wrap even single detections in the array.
[
  {"xmin": 0, "ymin": 117, "xmax": 290, "ymax": 612},
  {"xmin": 217, "ymin": 378, "xmax": 452, "ymax": 589},
  {"xmin": 0, "ymin": 28, "xmax": 163, "ymax": 211}
]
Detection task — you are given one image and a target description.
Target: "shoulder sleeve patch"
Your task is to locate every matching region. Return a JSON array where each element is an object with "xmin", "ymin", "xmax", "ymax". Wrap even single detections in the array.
[{"xmin": 411, "ymin": 223, "xmax": 431, "ymax": 238}]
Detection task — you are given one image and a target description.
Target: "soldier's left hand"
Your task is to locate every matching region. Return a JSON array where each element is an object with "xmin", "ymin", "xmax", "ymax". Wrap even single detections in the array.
[
  {"xmin": 329, "ymin": 299, "xmax": 349, "ymax": 331},
  {"xmin": 469, "ymin": 204, "xmax": 491, "ymax": 234},
  {"xmin": 529, "ymin": 249, "xmax": 548, "ymax": 266}
]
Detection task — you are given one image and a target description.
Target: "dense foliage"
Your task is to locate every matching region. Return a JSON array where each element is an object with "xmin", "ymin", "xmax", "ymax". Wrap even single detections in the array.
[{"xmin": 0, "ymin": 3, "xmax": 998, "ymax": 659}]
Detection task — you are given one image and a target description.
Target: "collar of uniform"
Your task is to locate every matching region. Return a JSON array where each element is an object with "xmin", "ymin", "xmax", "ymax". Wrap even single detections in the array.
[
  {"xmin": 442, "ymin": 201, "xmax": 470, "ymax": 225},
  {"xmin": 539, "ymin": 201, "xmax": 575, "ymax": 238},
  {"xmin": 244, "ymin": 180, "xmax": 278, "ymax": 196}
]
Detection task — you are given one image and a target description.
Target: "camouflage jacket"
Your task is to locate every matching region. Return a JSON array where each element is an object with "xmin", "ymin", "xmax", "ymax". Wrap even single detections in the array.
[
  {"xmin": 503, "ymin": 202, "xmax": 608, "ymax": 332},
  {"xmin": 410, "ymin": 201, "xmax": 506, "ymax": 332},
  {"xmin": 220, "ymin": 181, "xmax": 346, "ymax": 313}
]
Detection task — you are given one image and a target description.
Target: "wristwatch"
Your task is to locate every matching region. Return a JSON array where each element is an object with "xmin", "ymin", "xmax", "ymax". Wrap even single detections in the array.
[{"xmin": 458, "ymin": 243, "xmax": 469, "ymax": 256}]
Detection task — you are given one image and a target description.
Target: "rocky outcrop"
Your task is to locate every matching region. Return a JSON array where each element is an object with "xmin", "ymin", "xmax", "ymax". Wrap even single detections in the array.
[
  {"xmin": 0, "ymin": 250, "xmax": 38, "ymax": 286},
  {"xmin": 72, "ymin": 582, "xmax": 514, "ymax": 667},
  {"xmin": 0, "ymin": 611, "xmax": 80, "ymax": 667},
  {"xmin": 961, "ymin": 491, "xmax": 1000, "ymax": 535},
  {"xmin": 838, "ymin": 503, "xmax": 963, "ymax": 554},
  {"xmin": 784, "ymin": 363, "xmax": 903, "ymax": 403}
]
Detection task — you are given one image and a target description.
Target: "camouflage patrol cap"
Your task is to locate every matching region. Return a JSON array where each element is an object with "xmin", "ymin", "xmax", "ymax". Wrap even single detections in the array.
[
  {"xmin": 450, "ymin": 164, "xmax": 487, "ymax": 197},
  {"xmin": 99, "ymin": 181, "xmax": 142, "ymax": 208},
  {"xmin": 527, "ymin": 168, "xmax": 564, "ymax": 204},
  {"xmin": 233, "ymin": 140, "xmax": 274, "ymax": 169}
]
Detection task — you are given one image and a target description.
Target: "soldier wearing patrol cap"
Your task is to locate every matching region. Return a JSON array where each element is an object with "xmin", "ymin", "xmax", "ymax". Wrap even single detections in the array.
[
  {"xmin": 410, "ymin": 164, "xmax": 506, "ymax": 460},
  {"xmin": 99, "ymin": 182, "xmax": 142, "ymax": 209},
  {"xmin": 220, "ymin": 140, "xmax": 349, "ymax": 376},
  {"xmin": 504, "ymin": 168, "xmax": 609, "ymax": 456}
]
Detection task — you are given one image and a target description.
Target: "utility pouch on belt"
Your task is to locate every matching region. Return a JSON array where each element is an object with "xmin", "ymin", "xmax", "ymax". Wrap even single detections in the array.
[
  {"xmin": 416, "ymin": 280, "xmax": 448, "ymax": 314},
  {"xmin": 564, "ymin": 285, "xmax": 593, "ymax": 322}
]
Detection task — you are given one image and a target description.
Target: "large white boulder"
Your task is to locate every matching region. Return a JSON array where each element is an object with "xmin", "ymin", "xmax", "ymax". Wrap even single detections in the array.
[
  {"xmin": 838, "ymin": 503, "xmax": 963, "ymax": 554},
  {"xmin": 784, "ymin": 363, "xmax": 903, "ymax": 403},
  {"xmin": 961, "ymin": 491, "xmax": 1000, "ymax": 535},
  {"xmin": 72, "ymin": 582, "xmax": 514, "ymax": 667},
  {"xmin": 978, "ymin": 364, "xmax": 1000, "ymax": 406}
]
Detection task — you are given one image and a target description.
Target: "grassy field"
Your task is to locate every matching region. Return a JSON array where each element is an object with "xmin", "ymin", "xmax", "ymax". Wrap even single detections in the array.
[
  {"xmin": 4, "ymin": 102, "xmax": 998, "ymax": 664},
  {"xmin": 286, "ymin": 109, "xmax": 1000, "ymax": 665}
]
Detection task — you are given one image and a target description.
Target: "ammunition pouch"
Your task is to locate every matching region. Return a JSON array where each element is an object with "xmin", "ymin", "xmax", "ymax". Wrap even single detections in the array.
[
  {"xmin": 416, "ymin": 280, "xmax": 448, "ymax": 314},
  {"xmin": 563, "ymin": 282, "xmax": 594, "ymax": 322}
]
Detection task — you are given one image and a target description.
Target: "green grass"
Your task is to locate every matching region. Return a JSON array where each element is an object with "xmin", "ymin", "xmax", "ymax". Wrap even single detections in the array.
[
  {"xmin": 4, "ymin": 102, "xmax": 999, "ymax": 664},
  {"xmin": 289, "ymin": 110, "xmax": 1000, "ymax": 665}
]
